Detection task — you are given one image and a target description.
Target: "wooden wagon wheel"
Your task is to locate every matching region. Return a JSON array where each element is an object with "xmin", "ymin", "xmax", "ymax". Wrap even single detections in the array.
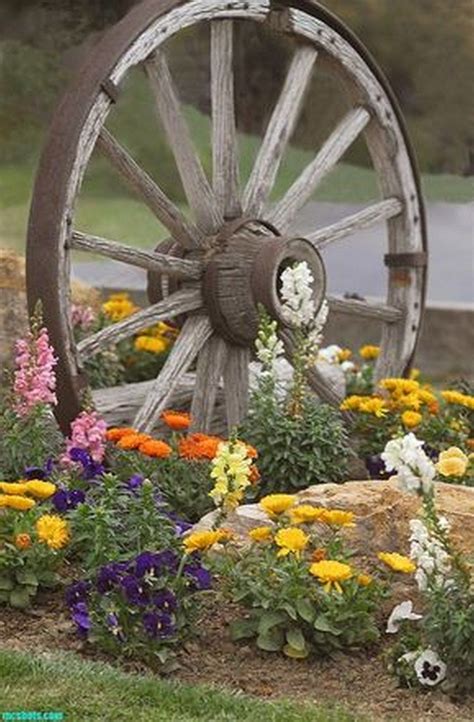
[{"xmin": 26, "ymin": 0, "xmax": 427, "ymax": 435}]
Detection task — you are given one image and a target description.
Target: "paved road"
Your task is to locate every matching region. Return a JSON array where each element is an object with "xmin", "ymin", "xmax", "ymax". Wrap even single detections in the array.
[{"xmin": 73, "ymin": 201, "xmax": 474, "ymax": 304}]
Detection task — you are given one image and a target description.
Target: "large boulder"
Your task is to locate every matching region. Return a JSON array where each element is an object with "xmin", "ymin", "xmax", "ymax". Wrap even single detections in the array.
[{"xmin": 196, "ymin": 480, "xmax": 474, "ymax": 557}]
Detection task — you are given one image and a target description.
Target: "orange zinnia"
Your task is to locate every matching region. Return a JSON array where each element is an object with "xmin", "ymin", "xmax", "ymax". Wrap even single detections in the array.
[
  {"xmin": 117, "ymin": 433, "xmax": 151, "ymax": 450},
  {"xmin": 178, "ymin": 433, "xmax": 222, "ymax": 460},
  {"xmin": 15, "ymin": 533, "xmax": 32, "ymax": 550},
  {"xmin": 106, "ymin": 427, "xmax": 137, "ymax": 442},
  {"xmin": 161, "ymin": 410, "xmax": 191, "ymax": 431},
  {"xmin": 249, "ymin": 464, "xmax": 261, "ymax": 484},
  {"xmin": 139, "ymin": 439, "xmax": 173, "ymax": 458}
]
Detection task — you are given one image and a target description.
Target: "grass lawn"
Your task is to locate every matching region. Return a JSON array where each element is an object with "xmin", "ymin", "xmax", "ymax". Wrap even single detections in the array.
[
  {"xmin": 1, "ymin": 98, "xmax": 472, "ymax": 254},
  {"xmin": 0, "ymin": 648, "xmax": 359, "ymax": 722}
]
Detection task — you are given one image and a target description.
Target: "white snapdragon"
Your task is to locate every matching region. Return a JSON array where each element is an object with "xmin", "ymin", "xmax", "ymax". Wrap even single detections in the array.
[
  {"xmin": 381, "ymin": 433, "xmax": 435, "ymax": 494},
  {"xmin": 386, "ymin": 600, "xmax": 422, "ymax": 634},
  {"xmin": 409, "ymin": 518, "xmax": 453, "ymax": 591},
  {"xmin": 280, "ymin": 261, "xmax": 316, "ymax": 328},
  {"xmin": 255, "ymin": 319, "xmax": 284, "ymax": 370}
]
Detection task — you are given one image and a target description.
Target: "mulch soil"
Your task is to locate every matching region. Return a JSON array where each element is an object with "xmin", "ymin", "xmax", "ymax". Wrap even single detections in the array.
[{"xmin": 0, "ymin": 589, "xmax": 473, "ymax": 722}]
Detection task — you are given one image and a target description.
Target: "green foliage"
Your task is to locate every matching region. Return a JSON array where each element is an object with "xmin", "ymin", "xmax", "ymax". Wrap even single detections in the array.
[
  {"xmin": 68, "ymin": 474, "xmax": 178, "ymax": 572},
  {"xmin": 0, "ymin": 404, "xmax": 62, "ymax": 480},
  {"xmin": 240, "ymin": 394, "xmax": 349, "ymax": 494}
]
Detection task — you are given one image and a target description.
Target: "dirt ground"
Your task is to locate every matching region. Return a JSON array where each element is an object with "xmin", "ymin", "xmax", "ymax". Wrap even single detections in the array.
[{"xmin": 0, "ymin": 590, "xmax": 473, "ymax": 722}]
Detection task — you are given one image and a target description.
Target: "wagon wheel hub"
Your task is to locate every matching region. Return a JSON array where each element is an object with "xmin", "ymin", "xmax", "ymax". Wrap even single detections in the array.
[{"xmin": 148, "ymin": 219, "xmax": 327, "ymax": 347}]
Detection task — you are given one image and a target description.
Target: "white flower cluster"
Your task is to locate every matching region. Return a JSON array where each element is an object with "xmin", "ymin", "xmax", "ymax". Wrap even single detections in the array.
[
  {"xmin": 255, "ymin": 317, "xmax": 284, "ymax": 371},
  {"xmin": 409, "ymin": 518, "xmax": 453, "ymax": 591},
  {"xmin": 318, "ymin": 344, "xmax": 355, "ymax": 373},
  {"xmin": 381, "ymin": 432, "xmax": 435, "ymax": 494},
  {"xmin": 307, "ymin": 299, "xmax": 329, "ymax": 353},
  {"xmin": 280, "ymin": 261, "xmax": 316, "ymax": 328}
]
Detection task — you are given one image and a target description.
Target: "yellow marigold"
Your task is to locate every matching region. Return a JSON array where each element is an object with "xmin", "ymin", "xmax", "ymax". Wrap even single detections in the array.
[
  {"xmin": 321, "ymin": 509, "xmax": 356, "ymax": 527},
  {"xmin": 102, "ymin": 293, "xmax": 138, "ymax": 322},
  {"xmin": 359, "ymin": 345, "xmax": 380, "ymax": 360},
  {"xmin": 418, "ymin": 389, "xmax": 437, "ymax": 406},
  {"xmin": 401, "ymin": 410, "xmax": 422, "ymax": 429},
  {"xmin": 36, "ymin": 515, "xmax": 70, "ymax": 550},
  {"xmin": 436, "ymin": 448, "xmax": 469, "ymax": 478},
  {"xmin": 0, "ymin": 482, "xmax": 29, "ymax": 495},
  {"xmin": 309, "ymin": 559, "xmax": 353, "ymax": 593},
  {"xmin": 441, "ymin": 390, "xmax": 474, "ymax": 410},
  {"xmin": 378, "ymin": 552, "xmax": 415, "ymax": 574},
  {"xmin": 395, "ymin": 392, "xmax": 422, "ymax": 411},
  {"xmin": 358, "ymin": 397, "xmax": 389, "ymax": 417},
  {"xmin": 23, "ymin": 480, "xmax": 57, "ymax": 500},
  {"xmin": 289, "ymin": 504, "xmax": 327, "ymax": 525},
  {"xmin": 274, "ymin": 527, "xmax": 309, "ymax": 557},
  {"xmin": 357, "ymin": 573, "xmax": 373, "ymax": 586},
  {"xmin": 0, "ymin": 494, "xmax": 36, "ymax": 511},
  {"xmin": 134, "ymin": 335, "xmax": 168, "ymax": 354},
  {"xmin": 337, "ymin": 348, "xmax": 352, "ymax": 362},
  {"xmin": 183, "ymin": 529, "xmax": 230, "ymax": 553},
  {"xmin": 340, "ymin": 395, "xmax": 363, "ymax": 412},
  {"xmin": 15, "ymin": 533, "xmax": 32, "ymax": 550},
  {"xmin": 259, "ymin": 494, "xmax": 296, "ymax": 516},
  {"xmin": 249, "ymin": 526, "xmax": 273, "ymax": 543},
  {"xmin": 380, "ymin": 378, "xmax": 420, "ymax": 395}
]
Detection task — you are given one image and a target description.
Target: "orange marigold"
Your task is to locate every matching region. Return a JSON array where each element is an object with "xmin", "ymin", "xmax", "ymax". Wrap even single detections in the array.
[
  {"xmin": 117, "ymin": 433, "xmax": 151, "ymax": 450},
  {"xmin": 138, "ymin": 439, "xmax": 173, "ymax": 458},
  {"xmin": 15, "ymin": 533, "xmax": 32, "ymax": 550},
  {"xmin": 249, "ymin": 464, "xmax": 261, "ymax": 484},
  {"xmin": 106, "ymin": 427, "xmax": 137, "ymax": 442},
  {"xmin": 161, "ymin": 410, "xmax": 191, "ymax": 431},
  {"xmin": 178, "ymin": 433, "xmax": 222, "ymax": 460}
]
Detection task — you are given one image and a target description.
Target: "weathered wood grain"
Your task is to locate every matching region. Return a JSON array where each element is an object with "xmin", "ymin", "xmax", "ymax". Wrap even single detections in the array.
[
  {"xmin": 190, "ymin": 334, "xmax": 228, "ymax": 432},
  {"xmin": 71, "ymin": 230, "xmax": 203, "ymax": 279},
  {"xmin": 146, "ymin": 51, "xmax": 222, "ymax": 234},
  {"xmin": 243, "ymin": 44, "xmax": 317, "ymax": 216},
  {"xmin": 268, "ymin": 106, "xmax": 370, "ymax": 231},
  {"xmin": 96, "ymin": 128, "xmax": 200, "ymax": 249},
  {"xmin": 327, "ymin": 295, "xmax": 403, "ymax": 323},
  {"xmin": 223, "ymin": 345, "xmax": 250, "ymax": 431},
  {"xmin": 307, "ymin": 197, "xmax": 403, "ymax": 249},
  {"xmin": 78, "ymin": 287, "xmax": 203, "ymax": 359},
  {"xmin": 211, "ymin": 20, "xmax": 241, "ymax": 219},
  {"xmin": 133, "ymin": 314, "xmax": 213, "ymax": 431}
]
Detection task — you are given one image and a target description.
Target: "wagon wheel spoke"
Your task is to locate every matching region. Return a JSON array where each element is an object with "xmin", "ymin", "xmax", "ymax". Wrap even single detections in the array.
[
  {"xmin": 243, "ymin": 44, "xmax": 318, "ymax": 216},
  {"xmin": 77, "ymin": 288, "xmax": 203, "ymax": 360},
  {"xmin": 96, "ymin": 128, "xmax": 200, "ymax": 249},
  {"xmin": 306, "ymin": 198, "xmax": 403, "ymax": 250},
  {"xmin": 327, "ymin": 295, "xmax": 403, "ymax": 323},
  {"xmin": 190, "ymin": 334, "xmax": 228, "ymax": 433},
  {"xmin": 268, "ymin": 107, "xmax": 371, "ymax": 231},
  {"xmin": 70, "ymin": 231, "xmax": 203, "ymax": 279},
  {"xmin": 134, "ymin": 314, "xmax": 213, "ymax": 432},
  {"xmin": 223, "ymin": 345, "xmax": 250, "ymax": 431},
  {"xmin": 211, "ymin": 20, "xmax": 241, "ymax": 219},
  {"xmin": 279, "ymin": 329, "xmax": 344, "ymax": 407},
  {"xmin": 145, "ymin": 50, "xmax": 222, "ymax": 234}
]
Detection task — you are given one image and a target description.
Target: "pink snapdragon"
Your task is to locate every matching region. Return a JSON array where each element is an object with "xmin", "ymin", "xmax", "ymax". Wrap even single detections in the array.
[
  {"xmin": 13, "ymin": 327, "xmax": 57, "ymax": 416},
  {"xmin": 64, "ymin": 410, "xmax": 108, "ymax": 463},
  {"xmin": 71, "ymin": 304, "xmax": 96, "ymax": 331}
]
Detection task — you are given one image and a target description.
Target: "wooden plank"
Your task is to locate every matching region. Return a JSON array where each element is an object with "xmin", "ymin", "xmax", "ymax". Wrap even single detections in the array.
[
  {"xmin": 190, "ymin": 334, "xmax": 228, "ymax": 433},
  {"xmin": 327, "ymin": 295, "xmax": 403, "ymax": 323},
  {"xmin": 96, "ymin": 128, "xmax": 200, "ymax": 249},
  {"xmin": 78, "ymin": 288, "xmax": 203, "ymax": 359},
  {"xmin": 211, "ymin": 20, "xmax": 241, "ymax": 219},
  {"xmin": 146, "ymin": 51, "xmax": 223, "ymax": 233},
  {"xmin": 306, "ymin": 198, "xmax": 403, "ymax": 249},
  {"xmin": 70, "ymin": 231, "xmax": 203, "ymax": 279},
  {"xmin": 243, "ymin": 44, "xmax": 317, "ymax": 216},
  {"xmin": 133, "ymin": 314, "xmax": 213, "ymax": 431},
  {"xmin": 269, "ymin": 107, "xmax": 370, "ymax": 230},
  {"xmin": 223, "ymin": 345, "xmax": 250, "ymax": 431}
]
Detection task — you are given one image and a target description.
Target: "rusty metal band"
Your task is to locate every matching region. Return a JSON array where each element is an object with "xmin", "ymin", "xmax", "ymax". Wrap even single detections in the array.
[{"xmin": 384, "ymin": 252, "xmax": 428, "ymax": 268}]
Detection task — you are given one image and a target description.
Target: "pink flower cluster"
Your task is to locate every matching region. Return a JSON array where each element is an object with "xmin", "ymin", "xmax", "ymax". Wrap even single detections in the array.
[
  {"xmin": 13, "ymin": 327, "xmax": 57, "ymax": 416},
  {"xmin": 71, "ymin": 304, "xmax": 96, "ymax": 331},
  {"xmin": 65, "ymin": 410, "xmax": 108, "ymax": 462}
]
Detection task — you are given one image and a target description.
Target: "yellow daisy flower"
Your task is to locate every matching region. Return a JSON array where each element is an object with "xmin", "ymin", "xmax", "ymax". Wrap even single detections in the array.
[
  {"xmin": 274, "ymin": 527, "xmax": 309, "ymax": 557},
  {"xmin": 321, "ymin": 509, "xmax": 355, "ymax": 527},
  {"xmin": 309, "ymin": 559, "xmax": 353, "ymax": 593},
  {"xmin": 289, "ymin": 505, "xmax": 327, "ymax": 525},
  {"xmin": 378, "ymin": 552, "xmax": 415, "ymax": 574},
  {"xmin": 401, "ymin": 410, "xmax": 422, "ymax": 429},
  {"xmin": 36, "ymin": 515, "xmax": 70, "ymax": 550},
  {"xmin": 259, "ymin": 494, "xmax": 296, "ymax": 517},
  {"xmin": 359, "ymin": 345, "xmax": 380, "ymax": 360},
  {"xmin": 248, "ymin": 526, "xmax": 273, "ymax": 543}
]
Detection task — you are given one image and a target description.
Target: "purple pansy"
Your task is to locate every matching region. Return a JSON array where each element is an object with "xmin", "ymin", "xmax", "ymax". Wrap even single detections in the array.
[
  {"xmin": 120, "ymin": 575, "xmax": 149, "ymax": 606},
  {"xmin": 52, "ymin": 488, "xmax": 86, "ymax": 512},
  {"xmin": 66, "ymin": 580, "xmax": 90, "ymax": 608},
  {"xmin": 126, "ymin": 474, "xmax": 144, "ymax": 492},
  {"xmin": 96, "ymin": 562, "xmax": 128, "ymax": 594},
  {"xmin": 184, "ymin": 563, "xmax": 212, "ymax": 591},
  {"xmin": 153, "ymin": 589, "xmax": 178, "ymax": 612},
  {"xmin": 69, "ymin": 447, "xmax": 105, "ymax": 480},
  {"xmin": 142, "ymin": 610, "xmax": 176, "ymax": 639},
  {"xmin": 23, "ymin": 457, "xmax": 54, "ymax": 480},
  {"xmin": 71, "ymin": 602, "xmax": 91, "ymax": 638}
]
